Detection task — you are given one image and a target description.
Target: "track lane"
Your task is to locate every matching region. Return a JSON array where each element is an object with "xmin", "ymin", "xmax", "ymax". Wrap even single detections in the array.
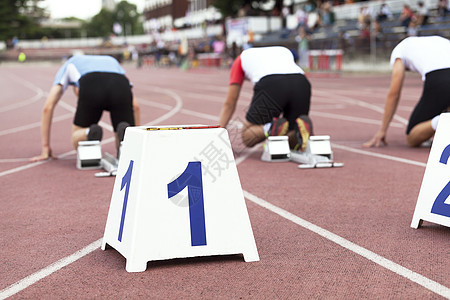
[{"xmin": 1, "ymin": 65, "xmax": 448, "ymax": 299}]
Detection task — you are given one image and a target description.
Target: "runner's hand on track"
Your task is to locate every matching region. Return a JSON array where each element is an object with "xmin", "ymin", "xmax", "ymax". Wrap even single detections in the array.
[
  {"xmin": 30, "ymin": 146, "xmax": 55, "ymax": 162},
  {"xmin": 363, "ymin": 130, "xmax": 388, "ymax": 147}
]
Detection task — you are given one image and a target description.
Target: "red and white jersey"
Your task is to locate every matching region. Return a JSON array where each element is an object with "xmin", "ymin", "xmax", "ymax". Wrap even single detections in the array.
[
  {"xmin": 229, "ymin": 46, "xmax": 304, "ymax": 85},
  {"xmin": 390, "ymin": 36, "xmax": 450, "ymax": 80}
]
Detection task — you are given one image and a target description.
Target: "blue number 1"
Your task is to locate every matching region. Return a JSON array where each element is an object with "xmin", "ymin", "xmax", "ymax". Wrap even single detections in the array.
[
  {"xmin": 167, "ymin": 161, "xmax": 207, "ymax": 246},
  {"xmin": 118, "ymin": 160, "xmax": 134, "ymax": 242},
  {"xmin": 431, "ymin": 145, "xmax": 450, "ymax": 217}
]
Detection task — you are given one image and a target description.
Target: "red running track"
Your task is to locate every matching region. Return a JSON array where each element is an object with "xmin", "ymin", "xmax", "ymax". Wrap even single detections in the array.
[{"xmin": 0, "ymin": 63, "xmax": 449, "ymax": 299}]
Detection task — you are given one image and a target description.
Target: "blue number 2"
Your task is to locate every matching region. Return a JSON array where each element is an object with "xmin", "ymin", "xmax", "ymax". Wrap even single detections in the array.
[
  {"xmin": 431, "ymin": 145, "xmax": 450, "ymax": 217},
  {"xmin": 118, "ymin": 160, "xmax": 134, "ymax": 242},
  {"xmin": 167, "ymin": 161, "xmax": 207, "ymax": 246}
]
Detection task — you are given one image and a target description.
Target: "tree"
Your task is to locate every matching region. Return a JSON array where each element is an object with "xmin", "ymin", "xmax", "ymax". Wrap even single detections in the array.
[
  {"xmin": 211, "ymin": 0, "xmax": 243, "ymax": 18},
  {"xmin": 84, "ymin": 9, "xmax": 115, "ymax": 38},
  {"xmin": 114, "ymin": 1, "xmax": 143, "ymax": 36},
  {"xmin": 0, "ymin": 0, "xmax": 47, "ymax": 43},
  {"xmin": 84, "ymin": 1, "xmax": 143, "ymax": 38}
]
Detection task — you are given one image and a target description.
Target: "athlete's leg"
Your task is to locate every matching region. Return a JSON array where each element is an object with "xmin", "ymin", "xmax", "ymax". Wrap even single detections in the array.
[
  {"xmin": 71, "ymin": 124, "xmax": 103, "ymax": 149},
  {"xmin": 243, "ymin": 75, "xmax": 288, "ymax": 147},
  {"xmin": 72, "ymin": 73, "xmax": 104, "ymax": 149},
  {"xmin": 406, "ymin": 69, "xmax": 450, "ymax": 147},
  {"xmin": 282, "ymin": 74, "xmax": 311, "ymax": 150},
  {"xmin": 406, "ymin": 120, "xmax": 434, "ymax": 147},
  {"xmin": 71, "ymin": 125, "xmax": 88, "ymax": 149},
  {"xmin": 241, "ymin": 120, "xmax": 265, "ymax": 147},
  {"xmin": 107, "ymin": 74, "xmax": 134, "ymax": 150}
]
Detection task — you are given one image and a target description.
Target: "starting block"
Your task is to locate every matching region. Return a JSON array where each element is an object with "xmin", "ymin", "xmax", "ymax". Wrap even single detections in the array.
[
  {"xmin": 95, "ymin": 142, "xmax": 123, "ymax": 177},
  {"xmin": 261, "ymin": 136, "xmax": 291, "ymax": 162},
  {"xmin": 261, "ymin": 135, "xmax": 343, "ymax": 168},
  {"xmin": 95, "ymin": 152, "xmax": 119, "ymax": 177},
  {"xmin": 76, "ymin": 140, "xmax": 102, "ymax": 170},
  {"xmin": 291, "ymin": 135, "xmax": 343, "ymax": 169},
  {"xmin": 102, "ymin": 125, "xmax": 259, "ymax": 272}
]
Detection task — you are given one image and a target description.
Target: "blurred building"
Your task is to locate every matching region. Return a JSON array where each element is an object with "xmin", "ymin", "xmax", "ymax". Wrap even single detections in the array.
[{"xmin": 143, "ymin": 0, "xmax": 221, "ymax": 33}]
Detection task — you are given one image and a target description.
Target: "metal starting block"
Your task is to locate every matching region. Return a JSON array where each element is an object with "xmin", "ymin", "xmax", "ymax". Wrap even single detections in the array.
[
  {"xmin": 290, "ymin": 135, "xmax": 344, "ymax": 169},
  {"xmin": 77, "ymin": 140, "xmax": 102, "ymax": 170},
  {"xmin": 261, "ymin": 136, "xmax": 291, "ymax": 162},
  {"xmin": 95, "ymin": 152, "xmax": 119, "ymax": 177}
]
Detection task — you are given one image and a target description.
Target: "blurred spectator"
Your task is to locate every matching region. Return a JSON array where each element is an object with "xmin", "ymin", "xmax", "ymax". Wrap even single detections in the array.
[
  {"xmin": 307, "ymin": 8, "xmax": 321, "ymax": 31},
  {"xmin": 305, "ymin": 1, "xmax": 317, "ymax": 14},
  {"xmin": 320, "ymin": 1, "xmax": 335, "ymax": 27},
  {"xmin": 238, "ymin": 4, "xmax": 251, "ymax": 17},
  {"xmin": 212, "ymin": 35, "xmax": 226, "ymax": 67},
  {"xmin": 12, "ymin": 36, "xmax": 18, "ymax": 48},
  {"xmin": 178, "ymin": 36, "xmax": 189, "ymax": 68},
  {"xmin": 6, "ymin": 37, "xmax": 18, "ymax": 49},
  {"xmin": 282, "ymin": 6, "xmax": 290, "ymax": 28},
  {"xmin": 373, "ymin": 19, "xmax": 383, "ymax": 40},
  {"xmin": 338, "ymin": 30, "xmax": 353, "ymax": 52},
  {"xmin": 228, "ymin": 42, "xmax": 240, "ymax": 61},
  {"xmin": 399, "ymin": 4, "xmax": 415, "ymax": 28},
  {"xmin": 376, "ymin": 2, "xmax": 392, "ymax": 23},
  {"xmin": 437, "ymin": 0, "xmax": 449, "ymax": 17},
  {"xmin": 295, "ymin": 26, "xmax": 310, "ymax": 69},
  {"xmin": 155, "ymin": 39, "xmax": 165, "ymax": 66},
  {"xmin": 416, "ymin": 1, "xmax": 429, "ymax": 26},
  {"xmin": 295, "ymin": 5, "xmax": 308, "ymax": 28},
  {"xmin": 358, "ymin": 6, "xmax": 372, "ymax": 30},
  {"xmin": 356, "ymin": 6, "xmax": 371, "ymax": 50},
  {"xmin": 407, "ymin": 20, "xmax": 418, "ymax": 36}
]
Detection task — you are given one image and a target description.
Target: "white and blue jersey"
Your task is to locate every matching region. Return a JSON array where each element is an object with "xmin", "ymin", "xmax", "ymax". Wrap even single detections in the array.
[{"xmin": 53, "ymin": 55, "xmax": 125, "ymax": 91}]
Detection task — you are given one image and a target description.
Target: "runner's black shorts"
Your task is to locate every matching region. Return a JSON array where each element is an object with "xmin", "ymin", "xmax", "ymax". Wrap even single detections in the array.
[
  {"xmin": 74, "ymin": 72, "xmax": 135, "ymax": 131},
  {"xmin": 407, "ymin": 68, "xmax": 450, "ymax": 134},
  {"xmin": 246, "ymin": 73, "xmax": 311, "ymax": 130}
]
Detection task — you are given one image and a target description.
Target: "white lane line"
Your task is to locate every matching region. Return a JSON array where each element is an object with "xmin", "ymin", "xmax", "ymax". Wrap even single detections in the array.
[
  {"xmin": 331, "ymin": 143, "xmax": 427, "ymax": 167},
  {"xmin": 0, "ymin": 239, "xmax": 102, "ymax": 300},
  {"xmin": 181, "ymin": 108, "xmax": 218, "ymax": 122},
  {"xmin": 0, "ymin": 150, "xmax": 77, "ymax": 177},
  {"xmin": 312, "ymin": 104, "xmax": 346, "ymax": 109},
  {"xmin": 0, "ymin": 158, "xmax": 36, "ymax": 163},
  {"xmin": 0, "ymin": 86, "xmax": 182, "ymax": 176},
  {"xmin": 141, "ymin": 86, "xmax": 183, "ymax": 125},
  {"xmin": 0, "ymin": 144, "xmax": 255, "ymax": 298},
  {"xmin": 314, "ymin": 90, "xmax": 409, "ymax": 125},
  {"xmin": 311, "ymin": 111, "xmax": 404, "ymax": 128},
  {"xmin": 235, "ymin": 146, "xmax": 260, "ymax": 165},
  {"xmin": 1, "ymin": 94, "xmax": 445, "ymax": 299},
  {"xmin": 2, "ymin": 187, "xmax": 447, "ymax": 299},
  {"xmin": 0, "ymin": 161, "xmax": 47, "ymax": 177},
  {"xmin": 0, "ymin": 113, "xmax": 72, "ymax": 137},
  {"xmin": 0, "ymin": 86, "xmax": 184, "ymax": 297},
  {"xmin": 0, "ymin": 75, "xmax": 45, "ymax": 113},
  {"xmin": 243, "ymin": 191, "xmax": 450, "ymax": 299}
]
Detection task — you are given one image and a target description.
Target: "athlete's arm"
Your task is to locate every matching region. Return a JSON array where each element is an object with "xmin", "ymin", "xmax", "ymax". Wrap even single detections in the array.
[
  {"xmin": 30, "ymin": 85, "xmax": 64, "ymax": 161},
  {"xmin": 219, "ymin": 55, "xmax": 244, "ymax": 128},
  {"xmin": 364, "ymin": 58, "xmax": 405, "ymax": 147},
  {"xmin": 219, "ymin": 83, "xmax": 241, "ymax": 128},
  {"xmin": 132, "ymin": 95, "xmax": 141, "ymax": 126}
]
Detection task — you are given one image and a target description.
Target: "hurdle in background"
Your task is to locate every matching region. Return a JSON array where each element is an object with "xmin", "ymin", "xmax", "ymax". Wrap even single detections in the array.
[
  {"xmin": 308, "ymin": 49, "xmax": 343, "ymax": 74},
  {"xmin": 197, "ymin": 53, "xmax": 222, "ymax": 67}
]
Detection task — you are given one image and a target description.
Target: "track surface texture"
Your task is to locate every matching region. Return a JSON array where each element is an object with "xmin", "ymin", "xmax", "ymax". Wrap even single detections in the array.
[{"xmin": 1, "ymin": 63, "xmax": 449, "ymax": 299}]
